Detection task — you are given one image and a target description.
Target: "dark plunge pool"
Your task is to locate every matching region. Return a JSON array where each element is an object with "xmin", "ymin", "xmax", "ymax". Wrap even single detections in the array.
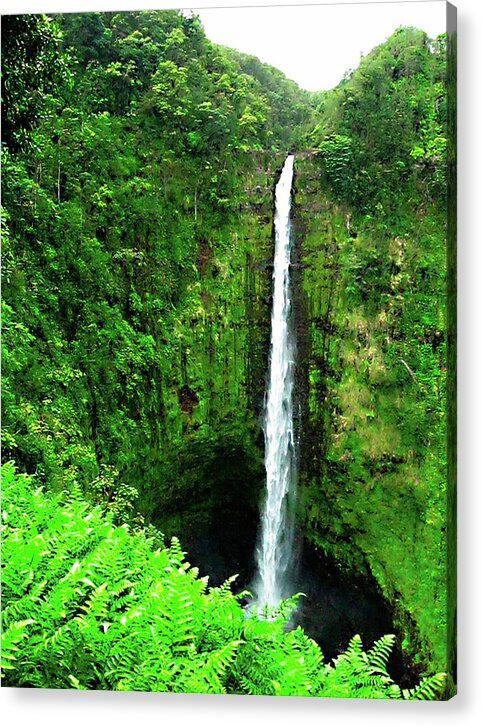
[
  {"xmin": 180, "ymin": 522, "xmax": 420, "ymax": 689},
  {"xmin": 152, "ymin": 438, "xmax": 419, "ymax": 689}
]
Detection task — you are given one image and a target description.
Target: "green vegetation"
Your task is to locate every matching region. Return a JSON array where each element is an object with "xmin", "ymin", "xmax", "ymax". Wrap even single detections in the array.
[
  {"xmin": 2, "ymin": 463, "xmax": 444, "ymax": 698},
  {"xmin": 294, "ymin": 26, "xmax": 452, "ymax": 683},
  {"xmin": 1, "ymin": 11, "xmax": 453, "ymax": 698},
  {"xmin": 2, "ymin": 11, "xmax": 308, "ymax": 508},
  {"xmin": 312, "ymin": 28, "xmax": 448, "ymax": 208}
]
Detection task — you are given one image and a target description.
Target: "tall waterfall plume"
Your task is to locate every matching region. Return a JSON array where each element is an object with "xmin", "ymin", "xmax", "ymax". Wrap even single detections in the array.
[{"xmin": 255, "ymin": 154, "xmax": 297, "ymax": 607}]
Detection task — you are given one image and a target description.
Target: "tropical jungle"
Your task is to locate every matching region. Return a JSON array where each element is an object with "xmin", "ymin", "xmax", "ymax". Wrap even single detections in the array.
[{"xmin": 1, "ymin": 9, "xmax": 456, "ymax": 699}]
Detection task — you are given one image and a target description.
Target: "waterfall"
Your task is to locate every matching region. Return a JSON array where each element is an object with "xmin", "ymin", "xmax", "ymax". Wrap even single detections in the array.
[{"xmin": 255, "ymin": 154, "xmax": 297, "ymax": 607}]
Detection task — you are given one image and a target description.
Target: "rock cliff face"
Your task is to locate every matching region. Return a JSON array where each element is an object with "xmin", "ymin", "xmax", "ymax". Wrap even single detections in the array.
[
  {"xmin": 142, "ymin": 152, "xmax": 283, "ymax": 586},
  {"xmin": 152, "ymin": 148, "xmax": 448, "ymax": 679},
  {"xmin": 292, "ymin": 152, "xmax": 448, "ymax": 676}
]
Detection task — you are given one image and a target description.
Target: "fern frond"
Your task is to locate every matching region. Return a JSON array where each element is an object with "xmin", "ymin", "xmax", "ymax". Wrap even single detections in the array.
[
  {"xmin": 1, "ymin": 619, "xmax": 34, "ymax": 675},
  {"xmin": 1, "ymin": 464, "xmax": 446, "ymax": 700},
  {"xmin": 366, "ymin": 634, "xmax": 395, "ymax": 673},
  {"xmin": 402, "ymin": 673, "xmax": 446, "ymax": 700}
]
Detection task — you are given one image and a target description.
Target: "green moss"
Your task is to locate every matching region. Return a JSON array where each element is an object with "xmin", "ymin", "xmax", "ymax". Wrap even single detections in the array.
[{"xmin": 293, "ymin": 151, "xmax": 448, "ymax": 677}]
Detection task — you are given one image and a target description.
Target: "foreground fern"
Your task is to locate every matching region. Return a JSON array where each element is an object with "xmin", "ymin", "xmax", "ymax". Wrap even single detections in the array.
[{"xmin": 1, "ymin": 463, "xmax": 445, "ymax": 698}]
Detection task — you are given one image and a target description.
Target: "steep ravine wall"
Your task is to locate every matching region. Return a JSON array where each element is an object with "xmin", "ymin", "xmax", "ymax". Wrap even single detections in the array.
[
  {"xmin": 144, "ymin": 152, "xmax": 286, "ymax": 584},
  {"xmin": 4, "ymin": 130, "xmax": 447, "ymax": 679},
  {"xmin": 2, "ymin": 144, "xmax": 282, "ymax": 589},
  {"xmin": 292, "ymin": 153, "xmax": 448, "ymax": 677}
]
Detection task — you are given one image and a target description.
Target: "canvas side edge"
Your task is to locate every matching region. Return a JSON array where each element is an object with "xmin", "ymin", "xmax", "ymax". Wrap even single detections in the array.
[{"xmin": 445, "ymin": 0, "xmax": 457, "ymax": 701}]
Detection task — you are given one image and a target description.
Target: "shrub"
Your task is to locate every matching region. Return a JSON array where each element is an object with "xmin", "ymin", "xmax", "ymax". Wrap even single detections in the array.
[{"xmin": 1, "ymin": 462, "xmax": 444, "ymax": 698}]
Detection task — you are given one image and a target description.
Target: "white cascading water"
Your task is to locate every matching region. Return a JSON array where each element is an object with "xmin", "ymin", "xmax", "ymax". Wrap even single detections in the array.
[{"xmin": 256, "ymin": 154, "xmax": 297, "ymax": 607}]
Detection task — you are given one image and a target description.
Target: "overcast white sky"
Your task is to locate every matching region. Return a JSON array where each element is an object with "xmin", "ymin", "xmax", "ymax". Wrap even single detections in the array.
[
  {"xmin": 2, "ymin": 1, "xmax": 447, "ymax": 90},
  {"xmin": 195, "ymin": 2, "xmax": 446, "ymax": 90}
]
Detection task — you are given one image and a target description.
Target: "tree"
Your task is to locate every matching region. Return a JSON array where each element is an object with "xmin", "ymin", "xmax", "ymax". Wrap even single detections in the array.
[{"xmin": 1, "ymin": 15, "xmax": 68, "ymax": 150}]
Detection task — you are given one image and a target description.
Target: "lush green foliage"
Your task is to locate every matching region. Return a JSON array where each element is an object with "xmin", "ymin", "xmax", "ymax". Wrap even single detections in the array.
[
  {"xmin": 2, "ymin": 10, "xmax": 300, "ymax": 519},
  {"xmin": 311, "ymin": 27, "xmax": 448, "ymax": 208},
  {"xmin": 1, "ymin": 15, "xmax": 70, "ymax": 151},
  {"xmin": 295, "ymin": 27, "xmax": 450, "ymax": 679},
  {"xmin": 1, "ymin": 10, "xmax": 452, "ymax": 697},
  {"xmin": 2, "ymin": 463, "xmax": 444, "ymax": 698}
]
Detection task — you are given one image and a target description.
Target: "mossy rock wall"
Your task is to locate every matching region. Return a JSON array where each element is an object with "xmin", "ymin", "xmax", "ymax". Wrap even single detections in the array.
[
  {"xmin": 2, "ymin": 142, "xmax": 284, "ymax": 554},
  {"xmin": 293, "ymin": 153, "xmax": 448, "ymax": 676},
  {"xmin": 145, "ymin": 153, "xmax": 284, "ymax": 565}
]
